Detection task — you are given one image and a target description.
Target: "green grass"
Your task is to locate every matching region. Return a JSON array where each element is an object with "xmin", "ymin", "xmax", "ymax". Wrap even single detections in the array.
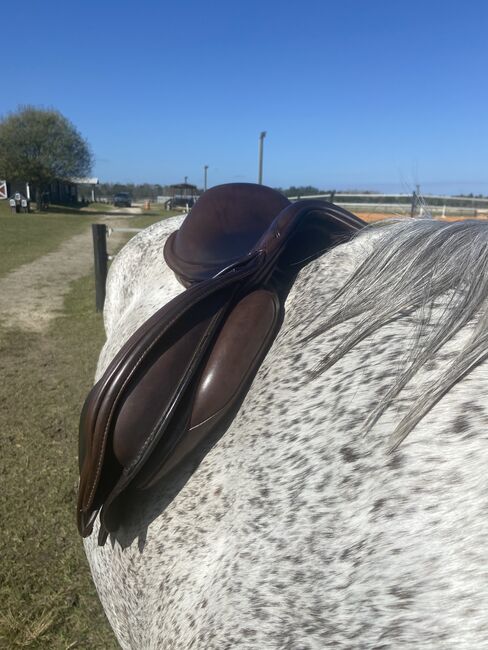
[
  {"xmin": 0, "ymin": 202, "xmax": 183, "ymax": 647},
  {"xmin": 0, "ymin": 202, "xmax": 100, "ymax": 278},
  {"xmin": 0, "ymin": 274, "xmax": 118, "ymax": 649},
  {"xmin": 0, "ymin": 201, "xmax": 179, "ymax": 279}
]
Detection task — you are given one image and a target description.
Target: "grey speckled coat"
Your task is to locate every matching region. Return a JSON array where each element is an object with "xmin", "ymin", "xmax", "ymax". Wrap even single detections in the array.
[{"xmin": 84, "ymin": 216, "xmax": 488, "ymax": 649}]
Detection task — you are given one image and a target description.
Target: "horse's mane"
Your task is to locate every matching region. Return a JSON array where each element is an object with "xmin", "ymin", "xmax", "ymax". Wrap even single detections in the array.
[{"xmin": 305, "ymin": 218, "xmax": 488, "ymax": 451}]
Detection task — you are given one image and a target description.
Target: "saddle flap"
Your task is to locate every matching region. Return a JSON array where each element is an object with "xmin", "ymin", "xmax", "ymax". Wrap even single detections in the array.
[
  {"xmin": 77, "ymin": 290, "xmax": 229, "ymax": 536},
  {"xmin": 134, "ymin": 288, "xmax": 283, "ymax": 489},
  {"xmin": 77, "ymin": 255, "xmax": 264, "ymax": 537}
]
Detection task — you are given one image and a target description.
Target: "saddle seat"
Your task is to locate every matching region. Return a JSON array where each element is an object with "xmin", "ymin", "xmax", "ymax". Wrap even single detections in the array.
[
  {"xmin": 77, "ymin": 183, "xmax": 365, "ymax": 544},
  {"xmin": 164, "ymin": 184, "xmax": 291, "ymax": 285}
]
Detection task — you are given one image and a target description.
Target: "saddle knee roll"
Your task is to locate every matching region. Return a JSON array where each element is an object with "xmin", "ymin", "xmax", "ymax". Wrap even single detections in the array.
[
  {"xmin": 191, "ymin": 288, "xmax": 281, "ymax": 428},
  {"xmin": 139, "ymin": 288, "xmax": 282, "ymax": 486}
]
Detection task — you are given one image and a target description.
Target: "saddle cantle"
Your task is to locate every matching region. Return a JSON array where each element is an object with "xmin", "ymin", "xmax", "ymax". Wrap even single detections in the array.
[{"xmin": 77, "ymin": 183, "xmax": 365, "ymax": 544}]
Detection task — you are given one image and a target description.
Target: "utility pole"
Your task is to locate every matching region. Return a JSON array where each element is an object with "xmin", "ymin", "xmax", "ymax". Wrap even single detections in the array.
[
  {"xmin": 410, "ymin": 190, "xmax": 416, "ymax": 218},
  {"xmin": 258, "ymin": 131, "xmax": 266, "ymax": 184},
  {"xmin": 410, "ymin": 183, "xmax": 421, "ymax": 218},
  {"xmin": 204, "ymin": 165, "xmax": 208, "ymax": 191}
]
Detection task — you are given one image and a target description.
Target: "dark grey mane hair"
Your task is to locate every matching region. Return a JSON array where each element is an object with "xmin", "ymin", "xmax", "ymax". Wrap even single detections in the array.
[{"xmin": 305, "ymin": 218, "xmax": 488, "ymax": 452}]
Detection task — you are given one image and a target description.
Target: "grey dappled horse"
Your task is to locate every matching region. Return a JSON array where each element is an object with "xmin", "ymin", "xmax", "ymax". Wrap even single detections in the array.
[{"xmin": 85, "ymin": 214, "xmax": 488, "ymax": 649}]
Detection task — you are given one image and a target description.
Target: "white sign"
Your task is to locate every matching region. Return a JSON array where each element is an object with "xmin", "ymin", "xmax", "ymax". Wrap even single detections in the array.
[{"xmin": 0, "ymin": 180, "xmax": 7, "ymax": 199}]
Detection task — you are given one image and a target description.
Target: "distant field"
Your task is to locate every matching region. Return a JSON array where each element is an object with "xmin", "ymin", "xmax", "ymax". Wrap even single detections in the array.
[
  {"xmin": 0, "ymin": 203, "xmax": 96, "ymax": 278},
  {"xmin": 0, "ymin": 201, "xmax": 178, "ymax": 277}
]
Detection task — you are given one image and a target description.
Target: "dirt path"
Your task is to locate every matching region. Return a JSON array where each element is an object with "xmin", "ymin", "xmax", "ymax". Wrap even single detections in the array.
[
  {"xmin": 0, "ymin": 208, "xmax": 140, "ymax": 333},
  {"xmin": 99, "ymin": 206, "xmax": 142, "ymax": 219}
]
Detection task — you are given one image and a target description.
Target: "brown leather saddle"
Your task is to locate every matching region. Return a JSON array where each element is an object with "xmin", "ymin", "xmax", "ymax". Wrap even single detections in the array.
[{"xmin": 77, "ymin": 183, "xmax": 365, "ymax": 544}]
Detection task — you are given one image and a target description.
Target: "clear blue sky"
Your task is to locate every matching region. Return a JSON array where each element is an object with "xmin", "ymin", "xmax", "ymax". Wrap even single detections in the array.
[{"xmin": 2, "ymin": 0, "xmax": 487, "ymax": 194}]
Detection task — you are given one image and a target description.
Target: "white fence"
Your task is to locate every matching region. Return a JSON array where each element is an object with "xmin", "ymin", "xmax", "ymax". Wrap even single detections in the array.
[{"xmin": 288, "ymin": 192, "xmax": 488, "ymax": 218}]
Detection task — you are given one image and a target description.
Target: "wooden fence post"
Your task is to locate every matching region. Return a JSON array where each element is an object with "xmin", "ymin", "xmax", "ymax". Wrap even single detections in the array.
[{"xmin": 92, "ymin": 223, "xmax": 108, "ymax": 312}]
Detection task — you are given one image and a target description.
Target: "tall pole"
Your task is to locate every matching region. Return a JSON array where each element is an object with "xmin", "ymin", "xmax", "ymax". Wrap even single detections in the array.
[
  {"xmin": 258, "ymin": 131, "xmax": 266, "ymax": 184},
  {"xmin": 204, "ymin": 165, "xmax": 208, "ymax": 191},
  {"xmin": 410, "ymin": 190, "xmax": 416, "ymax": 218}
]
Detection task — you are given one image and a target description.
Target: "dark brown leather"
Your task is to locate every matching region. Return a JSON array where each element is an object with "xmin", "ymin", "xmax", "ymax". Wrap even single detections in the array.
[
  {"xmin": 77, "ymin": 183, "xmax": 365, "ymax": 544},
  {"xmin": 164, "ymin": 183, "xmax": 291, "ymax": 285},
  {"xmin": 136, "ymin": 288, "xmax": 282, "ymax": 490}
]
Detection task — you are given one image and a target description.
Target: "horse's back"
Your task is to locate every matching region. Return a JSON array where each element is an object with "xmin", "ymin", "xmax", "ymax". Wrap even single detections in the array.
[{"xmin": 85, "ymin": 220, "xmax": 488, "ymax": 649}]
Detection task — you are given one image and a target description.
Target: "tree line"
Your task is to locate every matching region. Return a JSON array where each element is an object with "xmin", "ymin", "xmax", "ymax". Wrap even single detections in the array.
[
  {"xmin": 96, "ymin": 183, "xmax": 175, "ymax": 201},
  {"xmin": 96, "ymin": 184, "xmax": 488, "ymax": 206},
  {"xmin": 97, "ymin": 184, "xmax": 349, "ymax": 200},
  {"xmin": 97, "ymin": 184, "xmax": 346, "ymax": 201}
]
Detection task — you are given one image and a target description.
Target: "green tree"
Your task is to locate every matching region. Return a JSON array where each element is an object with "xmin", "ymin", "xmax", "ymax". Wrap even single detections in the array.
[{"xmin": 0, "ymin": 106, "xmax": 93, "ymax": 209}]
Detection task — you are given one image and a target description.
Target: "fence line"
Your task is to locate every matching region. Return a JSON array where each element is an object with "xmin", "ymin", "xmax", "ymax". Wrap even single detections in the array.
[
  {"xmin": 91, "ymin": 192, "xmax": 488, "ymax": 310},
  {"xmin": 288, "ymin": 191, "xmax": 488, "ymax": 218},
  {"xmin": 331, "ymin": 202, "xmax": 485, "ymax": 217},
  {"xmin": 288, "ymin": 192, "xmax": 488, "ymax": 204},
  {"xmin": 289, "ymin": 192, "xmax": 488, "ymax": 204}
]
